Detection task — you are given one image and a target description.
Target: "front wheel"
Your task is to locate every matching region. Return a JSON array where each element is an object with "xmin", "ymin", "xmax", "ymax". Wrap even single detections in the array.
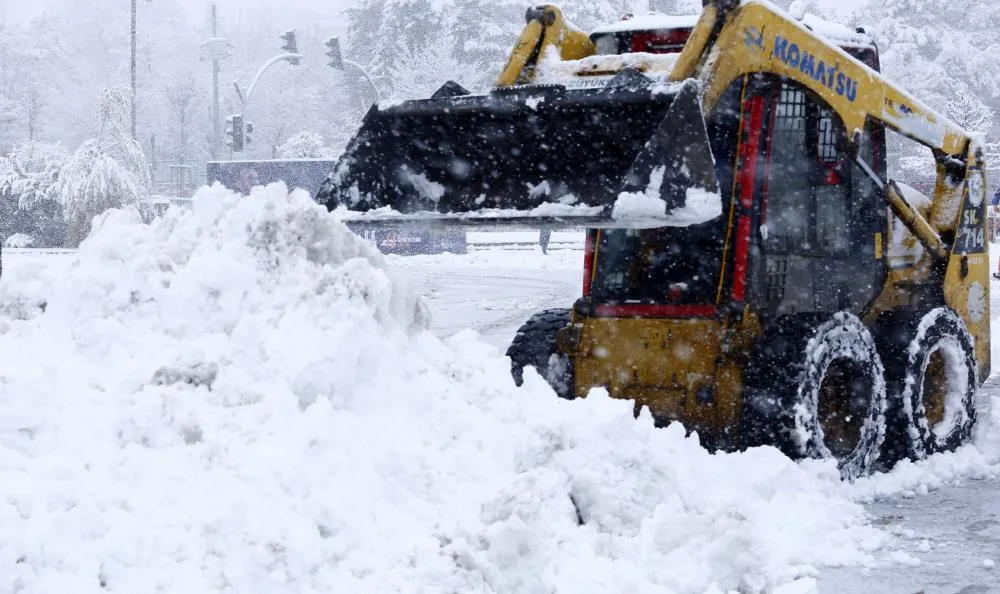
[
  {"xmin": 743, "ymin": 312, "xmax": 887, "ymax": 480},
  {"xmin": 506, "ymin": 308, "xmax": 575, "ymax": 399}
]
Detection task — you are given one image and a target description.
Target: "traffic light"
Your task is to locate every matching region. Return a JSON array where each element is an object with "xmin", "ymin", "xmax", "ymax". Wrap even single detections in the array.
[
  {"xmin": 324, "ymin": 37, "xmax": 343, "ymax": 70},
  {"xmin": 280, "ymin": 30, "xmax": 299, "ymax": 65},
  {"xmin": 244, "ymin": 121, "xmax": 254, "ymax": 147},
  {"xmin": 225, "ymin": 113, "xmax": 244, "ymax": 152}
]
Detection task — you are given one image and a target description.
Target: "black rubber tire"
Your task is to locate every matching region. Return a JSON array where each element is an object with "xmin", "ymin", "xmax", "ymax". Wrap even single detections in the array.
[
  {"xmin": 743, "ymin": 312, "xmax": 887, "ymax": 480},
  {"xmin": 506, "ymin": 308, "xmax": 575, "ymax": 399},
  {"xmin": 875, "ymin": 307, "xmax": 977, "ymax": 461}
]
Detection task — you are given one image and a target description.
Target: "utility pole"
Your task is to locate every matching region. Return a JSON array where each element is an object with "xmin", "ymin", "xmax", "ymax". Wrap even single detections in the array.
[
  {"xmin": 211, "ymin": 3, "xmax": 220, "ymax": 158},
  {"xmin": 130, "ymin": 0, "xmax": 137, "ymax": 138},
  {"xmin": 325, "ymin": 37, "xmax": 382, "ymax": 108},
  {"xmin": 202, "ymin": 4, "xmax": 232, "ymax": 159}
]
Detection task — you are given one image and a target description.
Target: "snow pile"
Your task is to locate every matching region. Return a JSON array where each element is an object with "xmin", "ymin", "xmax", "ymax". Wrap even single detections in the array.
[
  {"xmin": 849, "ymin": 394, "xmax": 1000, "ymax": 500},
  {"xmin": 0, "ymin": 182, "xmax": 890, "ymax": 592},
  {"xmin": 3, "ymin": 233, "xmax": 34, "ymax": 248}
]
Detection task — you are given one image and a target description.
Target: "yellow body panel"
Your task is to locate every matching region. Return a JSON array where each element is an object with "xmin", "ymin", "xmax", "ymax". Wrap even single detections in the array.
[
  {"xmin": 680, "ymin": 2, "xmax": 968, "ymax": 157},
  {"xmin": 943, "ymin": 155, "xmax": 992, "ymax": 382},
  {"xmin": 571, "ymin": 312, "xmax": 764, "ymax": 438},
  {"xmin": 495, "ymin": 5, "xmax": 595, "ymax": 87},
  {"xmin": 574, "ymin": 317, "xmax": 735, "ymax": 433}
]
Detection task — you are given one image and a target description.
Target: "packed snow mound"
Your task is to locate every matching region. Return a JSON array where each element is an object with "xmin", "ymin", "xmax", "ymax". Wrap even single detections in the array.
[{"xmin": 1, "ymin": 183, "xmax": 890, "ymax": 592}]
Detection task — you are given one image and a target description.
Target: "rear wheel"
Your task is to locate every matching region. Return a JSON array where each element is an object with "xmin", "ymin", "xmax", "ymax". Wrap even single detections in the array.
[
  {"xmin": 506, "ymin": 308, "xmax": 575, "ymax": 399},
  {"xmin": 743, "ymin": 312, "xmax": 887, "ymax": 480},
  {"xmin": 876, "ymin": 307, "xmax": 977, "ymax": 462}
]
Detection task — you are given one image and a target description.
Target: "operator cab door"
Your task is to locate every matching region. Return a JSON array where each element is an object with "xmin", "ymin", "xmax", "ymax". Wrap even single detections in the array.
[{"xmin": 738, "ymin": 75, "xmax": 887, "ymax": 321}]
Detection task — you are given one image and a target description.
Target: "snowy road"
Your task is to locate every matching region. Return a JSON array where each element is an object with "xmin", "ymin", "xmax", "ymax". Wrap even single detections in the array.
[
  {"xmin": 826, "ymin": 471, "xmax": 1000, "ymax": 593},
  {"xmin": 392, "ymin": 246, "xmax": 584, "ymax": 351}
]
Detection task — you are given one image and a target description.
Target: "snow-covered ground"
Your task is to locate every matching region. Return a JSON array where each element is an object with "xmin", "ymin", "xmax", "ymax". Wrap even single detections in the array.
[
  {"xmin": 1, "ymin": 184, "xmax": 999, "ymax": 593},
  {"xmin": 395, "ymin": 235, "xmax": 1000, "ymax": 593}
]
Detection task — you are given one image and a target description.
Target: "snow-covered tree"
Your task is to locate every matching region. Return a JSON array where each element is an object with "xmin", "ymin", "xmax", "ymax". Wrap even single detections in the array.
[
  {"xmin": 448, "ymin": 0, "xmax": 522, "ymax": 69},
  {"xmin": 58, "ymin": 86, "xmax": 151, "ymax": 247},
  {"xmin": 851, "ymin": 0, "xmax": 1000, "ymax": 178},
  {"xmin": 161, "ymin": 75, "xmax": 199, "ymax": 162},
  {"xmin": 276, "ymin": 131, "xmax": 337, "ymax": 159},
  {"xmin": 0, "ymin": 141, "xmax": 68, "ymax": 210},
  {"xmin": 0, "ymin": 141, "xmax": 68, "ymax": 247},
  {"xmin": 944, "ymin": 88, "xmax": 1000, "ymax": 172},
  {"xmin": 945, "ymin": 87, "xmax": 994, "ymax": 134},
  {"xmin": 391, "ymin": 36, "xmax": 491, "ymax": 100}
]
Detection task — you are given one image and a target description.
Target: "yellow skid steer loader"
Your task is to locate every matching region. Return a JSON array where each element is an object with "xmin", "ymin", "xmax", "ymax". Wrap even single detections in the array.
[{"xmin": 318, "ymin": 0, "xmax": 991, "ymax": 479}]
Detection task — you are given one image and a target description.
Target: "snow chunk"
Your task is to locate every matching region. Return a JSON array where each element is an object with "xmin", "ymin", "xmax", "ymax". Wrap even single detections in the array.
[
  {"xmin": 398, "ymin": 166, "xmax": 445, "ymax": 203},
  {"xmin": 332, "ymin": 201, "xmax": 606, "ymax": 223},
  {"xmin": 887, "ymin": 182, "xmax": 932, "ymax": 268},
  {"xmin": 788, "ymin": 1, "xmax": 807, "ymax": 20},
  {"xmin": 773, "ymin": 576, "xmax": 819, "ymax": 594},
  {"xmin": 535, "ymin": 49, "xmax": 680, "ymax": 89},
  {"xmin": 590, "ymin": 13, "xmax": 700, "ymax": 35},
  {"xmin": 896, "ymin": 181, "xmax": 933, "ymax": 211},
  {"xmin": 611, "ymin": 166, "xmax": 723, "ymax": 226}
]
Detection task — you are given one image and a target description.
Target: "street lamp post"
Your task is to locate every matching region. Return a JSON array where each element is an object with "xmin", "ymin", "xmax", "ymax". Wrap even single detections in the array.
[
  {"xmin": 130, "ymin": 0, "xmax": 153, "ymax": 140},
  {"xmin": 211, "ymin": 4, "xmax": 220, "ymax": 158},
  {"xmin": 201, "ymin": 3, "xmax": 233, "ymax": 158}
]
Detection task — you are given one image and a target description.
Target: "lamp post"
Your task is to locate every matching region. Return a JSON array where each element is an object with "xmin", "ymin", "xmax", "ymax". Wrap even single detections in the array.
[
  {"xmin": 201, "ymin": 3, "xmax": 233, "ymax": 158},
  {"xmin": 130, "ymin": 0, "xmax": 153, "ymax": 139}
]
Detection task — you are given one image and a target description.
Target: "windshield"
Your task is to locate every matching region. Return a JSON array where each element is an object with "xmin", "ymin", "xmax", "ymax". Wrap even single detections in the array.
[
  {"xmin": 589, "ymin": 220, "xmax": 726, "ymax": 305},
  {"xmin": 586, "ymin": 75, "xmax": 742, "ymax": 309}
]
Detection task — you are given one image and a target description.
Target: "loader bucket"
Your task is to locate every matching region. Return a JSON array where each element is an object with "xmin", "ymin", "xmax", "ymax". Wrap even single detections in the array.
[{"xmin": 317, "ymin": 78, "xmax": 719, "ymax": 227}]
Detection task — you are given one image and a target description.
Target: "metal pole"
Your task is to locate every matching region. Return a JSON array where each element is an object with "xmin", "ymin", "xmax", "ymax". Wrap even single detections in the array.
[
  {"xmin": 243, "ymin": 53, "xmax": 302, "ymax": 104},
  {"xmin": 211, "ymin": 3, "xmax": 220, "ymax": 159},
  {"xmin": 343, "ymin": 58, "xmax": 382, "ymax": 105},
  {"xmin": 130, "ymin": 0, "xmax": 137, "ymax": 138},
  {"xmin": 231, "ymin": 52, "xmax": 302, "ymax": 158}
]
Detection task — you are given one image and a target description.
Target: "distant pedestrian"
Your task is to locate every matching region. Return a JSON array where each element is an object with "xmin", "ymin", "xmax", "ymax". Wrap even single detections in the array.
[
  {"xmin": 539, "ymin": 228, "xmax": 551, "ymax": 254},
  {"xmin": 992, "ymin": 187, "xmax": 1000, "ymax": 243}
]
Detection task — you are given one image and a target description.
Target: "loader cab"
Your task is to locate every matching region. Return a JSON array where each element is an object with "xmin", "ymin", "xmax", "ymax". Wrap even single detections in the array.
[{"xmin": 582, "ymin": 40, "xmax": 888, "ymax": 324}]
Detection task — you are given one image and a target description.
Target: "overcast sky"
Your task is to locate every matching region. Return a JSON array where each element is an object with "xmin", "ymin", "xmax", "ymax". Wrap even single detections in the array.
[
  {"xmin": 4, "ymin": 0, "xmax": 871, "ymax": 27},
  {"xmin": 2, "ymin": 0, "xmax": 352, "ymax": 26}
]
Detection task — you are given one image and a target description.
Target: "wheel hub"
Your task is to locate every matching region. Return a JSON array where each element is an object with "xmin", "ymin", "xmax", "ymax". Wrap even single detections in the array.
[{"xmin": 818, "ymin": 359, "xmax": 871, "ymax": 459}]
